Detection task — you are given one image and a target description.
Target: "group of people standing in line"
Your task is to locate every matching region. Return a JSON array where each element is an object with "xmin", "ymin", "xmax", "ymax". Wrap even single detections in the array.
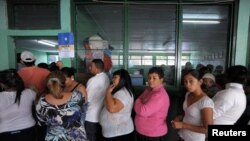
[
  {"xmin": 172, "ymin": 65, "xmax": 248, "ymax": 141},
  {"xmin": 0, "ymin": 50, "xmax": 249, "ymax": 141}
]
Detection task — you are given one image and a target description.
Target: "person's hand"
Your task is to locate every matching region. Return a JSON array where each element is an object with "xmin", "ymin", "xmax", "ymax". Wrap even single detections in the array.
[
  {"xmin": 171, "ymin": 120, "xmax": 183, "ymax": 129},
  {"xmin": 107, "ymin": 83, "xmax": 115, "ymax": 94}
]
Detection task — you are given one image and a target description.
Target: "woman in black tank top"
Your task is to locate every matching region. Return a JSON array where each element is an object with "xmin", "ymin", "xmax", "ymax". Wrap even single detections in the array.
[{"xmin": 61, "ymin": 67, "xmax": 88, "ymax": 101}]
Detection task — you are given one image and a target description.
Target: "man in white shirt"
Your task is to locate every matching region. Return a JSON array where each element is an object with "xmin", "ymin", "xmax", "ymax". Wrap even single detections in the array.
[
  {"xmin": 85, "ymin": 59, "xmax": 110, "ymax": 141},
  {"xmin": 213, "ymin": 65, "xmax": 247, "ymax": 124}
]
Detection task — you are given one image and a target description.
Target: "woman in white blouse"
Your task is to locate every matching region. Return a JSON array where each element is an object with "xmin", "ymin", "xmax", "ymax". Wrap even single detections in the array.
[
  {"xmin": 172, "ymin": 69, "xmax": 214, "ymax": 141},
  {"xmin": 99, "ymin": 69, "xmax": 135, "ymax": 141},
  {"xmin": 0, "ymin": 69, "xmax": 36, "ymax": 141}
]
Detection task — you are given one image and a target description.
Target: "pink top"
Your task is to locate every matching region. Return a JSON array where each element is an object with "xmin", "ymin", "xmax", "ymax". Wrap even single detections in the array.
[{"xmin": 134, "ymin": 84, "xmax": 170, "ymax": 137}]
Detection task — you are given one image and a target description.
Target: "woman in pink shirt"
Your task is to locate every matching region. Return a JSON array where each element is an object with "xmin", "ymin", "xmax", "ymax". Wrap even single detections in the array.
[{"xmin": 134, "ymin": 66, "xmax": 170, "ymax": 141}]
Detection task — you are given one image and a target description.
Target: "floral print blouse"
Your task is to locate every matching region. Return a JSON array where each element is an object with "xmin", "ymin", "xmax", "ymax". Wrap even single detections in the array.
[{"xmin": 36, "ymin": 91, "xmax": 88, "ymax": 141}]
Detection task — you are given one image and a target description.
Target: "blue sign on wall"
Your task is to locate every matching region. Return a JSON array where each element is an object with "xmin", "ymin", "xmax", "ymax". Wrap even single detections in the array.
[{"xmin": 58, "ymin": 32, "xmax": 74, "ymax": 45}]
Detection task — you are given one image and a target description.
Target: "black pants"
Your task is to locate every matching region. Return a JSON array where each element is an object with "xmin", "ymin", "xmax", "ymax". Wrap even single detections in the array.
[
  {"xmin": 0, "ymin": 126, "xmax": 36, "ymax": 141},
  {"xmin": 135, "ymin": 131, "xmax": 167, "ymax": 141},
  {"xmin": 85, "ymin": 121, "xmax": 104, "ymax": 141},
  {"xmin": 103, "ymin": 131, "xmax": 135, "ymax": 141},
  {"xmin": 36, "ymin": 125, "xmax": 47, "ymax": 141},
  {"xmin": 178, "ymin": 137, "xmax": 185, "ymax": 141}
]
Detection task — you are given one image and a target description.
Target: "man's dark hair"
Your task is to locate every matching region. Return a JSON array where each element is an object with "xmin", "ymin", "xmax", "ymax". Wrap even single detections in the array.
[
  {"xmin": 92, "ymin": 59, "xmax": 104, "ymax": 71},
  {"xmin": 225, "ymin": 65, "xmax": 248, "ymax": 84}
]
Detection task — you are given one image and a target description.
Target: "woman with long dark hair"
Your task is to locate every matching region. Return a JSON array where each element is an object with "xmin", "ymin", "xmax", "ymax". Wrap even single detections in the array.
[
  {"xmin": 99, "ymin": 69, "xmax": 135, "ymax": 141},
  {"xmin": 0, "ymin": 69, "xmax": 36, "ymax": 141},
  {"xmin": 172, "ymin": 69, "xmax": 214, "ymax": 141}
]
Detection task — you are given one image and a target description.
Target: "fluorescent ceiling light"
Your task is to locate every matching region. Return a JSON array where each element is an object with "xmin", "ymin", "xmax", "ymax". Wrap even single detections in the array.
[
  {"xmin": 183, "ymin": 20, "xmax": 220, "ymax": 24},
  {"xmin": 183, "ymin": 14, "xmax": 220, "ymax": 20},
  {"xmin": 128, "ymin": 50, "xmax": 175, "ymax": 53},
  {"xmin": 38, "ymin": 40, "xmax": 57, "ymax": 47},
  {"xmin": 182, "ymin": 14, "xmax": 221, "ymax": 24}
]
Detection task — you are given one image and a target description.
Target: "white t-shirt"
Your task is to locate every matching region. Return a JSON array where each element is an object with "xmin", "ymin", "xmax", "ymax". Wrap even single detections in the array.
[
  {"xmin": 0, "ymin": 89, "xmax": 36, "ymax": 133},
  {"xmin": 213, "ymin": 83, "xmax": 247, "ymax": 124},
  {"xmin": 100, "ymin": 87, "xmax": 134, "ymax": 138},
  {"xmin": 179, "ymin": 93, "xmax": 214, "ymax": 141},
  {"xmin": 86, "ymin": 72, "xmax": 110, "ymax": 122}
]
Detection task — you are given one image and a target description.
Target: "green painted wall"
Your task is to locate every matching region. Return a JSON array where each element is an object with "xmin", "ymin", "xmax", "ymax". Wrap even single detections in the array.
[
  {"xmin": 235, "ymin": 0, "xmax": 250, "ymax": 65},
  {"xmin": 0, "ymin": 0, "xmax": 72, "ymax": 70},
  {"xmin": 0, "ymin": 0, "xmax": 9, "ymax": 70},
  {"xmin": 248, "ymin": 18, "xmax": 250, "ymax": 69}
]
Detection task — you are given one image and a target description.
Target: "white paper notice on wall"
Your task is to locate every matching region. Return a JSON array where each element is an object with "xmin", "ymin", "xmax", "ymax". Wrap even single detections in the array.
[{"xmin": 58, "ymin": 45, "xmax": 75, "ymax": 58}]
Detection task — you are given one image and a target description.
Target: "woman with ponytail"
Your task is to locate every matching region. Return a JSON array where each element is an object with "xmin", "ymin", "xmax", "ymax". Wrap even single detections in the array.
[{"xmin": 0, "ymin": 69, "xmax": 37, "ymax": 141}]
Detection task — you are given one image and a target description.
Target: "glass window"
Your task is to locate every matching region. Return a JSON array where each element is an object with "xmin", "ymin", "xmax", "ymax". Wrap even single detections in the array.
[
  {"xmin": 142, "ymin": 56, "xmax": 152, "ymax": 65},
  {"xmin": 156, "ymin": 56, "xmax": 176, "ymax": 66},
  {"xmin": 111, "ymin": 55, "xmax": 119, "ymax": 66},
  {"xmin": 75, "ymin": 4, "xmax": 123, "ymax": 73},
  {"xmin": 111, "ymin": 54, "xmax": 123, "ymax": 71},
  {"xmin": 129, "ymin": 56, "xmax": 141, "ymax": 66},
  {"xmin": 74, "ymin": 2, "xmax": 233, "ymax": 87},
  {"xmin": 128, "ymin": 4, "xmax": 177, "ymax": 85},
  {"xmin": 168, "ymin": 56, "xmax": 175, "ymax": 66},
  {"xmin": 119, "ymin": 56, "xmax": 123, "ymax": 65},
  {"xmin": 156, "ymin": 56, "xmax": 167, "ymax": 65},
  {"xmin": 181, "ymin": 55, "xmax": 191, "ymax": 66},
  {"xmin": 181, "ymin": 5, "xmax": 230, "ymax": 73}
]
